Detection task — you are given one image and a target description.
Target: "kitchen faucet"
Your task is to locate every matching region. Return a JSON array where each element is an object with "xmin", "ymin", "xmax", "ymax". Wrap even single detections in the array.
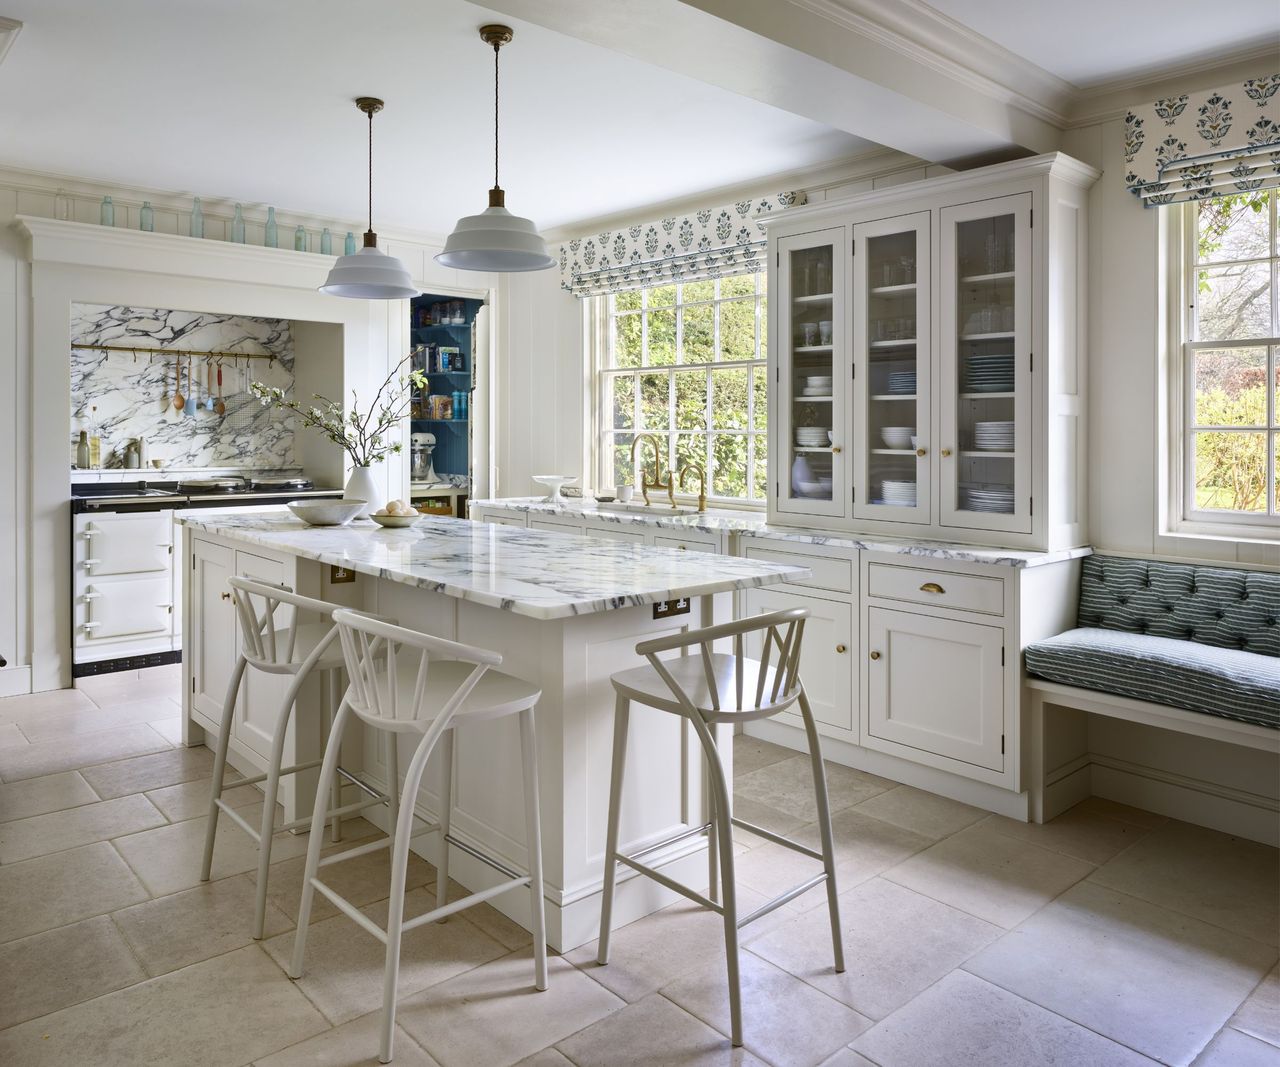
[{"xmin": 629, "ymin": 432, "xmax": 677, "ymax": 509}]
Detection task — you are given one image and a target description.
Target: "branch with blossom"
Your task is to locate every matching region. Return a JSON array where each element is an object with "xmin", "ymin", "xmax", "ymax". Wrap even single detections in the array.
[{"xmin": 250, "ymin": 354, "xmax": 426, "ymax": 467}]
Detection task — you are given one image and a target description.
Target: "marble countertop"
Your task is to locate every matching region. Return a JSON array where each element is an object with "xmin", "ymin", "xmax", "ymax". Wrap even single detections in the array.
[
  {"xmin": 176, "ymin": 510, "xmax": 809, "ymax": 620},
  {"xmin": 470, "ymin": 497, "xmax": 1092, "ymax": 569}
]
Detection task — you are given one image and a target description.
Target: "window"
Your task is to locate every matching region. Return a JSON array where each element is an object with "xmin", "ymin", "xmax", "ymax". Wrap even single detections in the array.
[
  {"xmin": 1177, "ymin": 190, "xmax": 1278, "ymax": 529},
  {"xmin": 597, "ymin": 274, "xmax": 768, "ymax": 504}
]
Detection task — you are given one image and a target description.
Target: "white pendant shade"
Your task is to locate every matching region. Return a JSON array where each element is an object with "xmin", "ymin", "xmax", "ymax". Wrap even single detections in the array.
[
  {"xmin": 436, "ymin": 203, "xmax": 555, "ymax": 273},
  {"xmin": 320, "ymin": 243, "xmax": 419, "ymax": 299}
]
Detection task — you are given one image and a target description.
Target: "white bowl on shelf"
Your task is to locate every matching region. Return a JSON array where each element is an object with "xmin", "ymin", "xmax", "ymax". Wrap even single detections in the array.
[
  {"xmin": 880, "ymin": 426, "xmax": 914, "ymax": 449},
  {"xmin": 532, "ymin": 474, "xmax": 577, "ymax": 503},
  {"xmin": 287, "ymin": 499, "xmax": 366, "ymax": 527}
]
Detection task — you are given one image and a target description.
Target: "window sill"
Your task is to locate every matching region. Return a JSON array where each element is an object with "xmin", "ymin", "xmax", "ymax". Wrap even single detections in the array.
[{"xmin": 1157, "ymin": 525, "xmax": 1280, "ymax": 554}]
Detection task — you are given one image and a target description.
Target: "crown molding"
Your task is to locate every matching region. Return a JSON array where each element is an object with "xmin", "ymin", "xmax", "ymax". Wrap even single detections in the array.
[{"xmin": 0, "ymin": 17, "xmax": 21, "ymax": 68}]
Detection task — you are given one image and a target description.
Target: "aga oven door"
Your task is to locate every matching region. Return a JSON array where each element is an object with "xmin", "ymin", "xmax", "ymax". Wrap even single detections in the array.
[
  {"xmin": 80, "ymin": 512, "xmax": 172, "ymax": 575},
  {"xmin": 82, "ymin": 575, "xmax": 173, "ymax": 641}
]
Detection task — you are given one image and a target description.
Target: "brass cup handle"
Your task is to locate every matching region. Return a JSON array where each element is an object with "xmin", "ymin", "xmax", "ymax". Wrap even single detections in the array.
[
  {"xmin": 830, "ymin": 445, "xmax": 842, "ymax": 454},
  {"xmin": 919, "ymin": 582, "xmax": 945, "ymax": 595},
  {"xmin": 940, "ymin": 448, "xmax": 953, "ymax": 457},
  {"xmin": 915, "ymin": 447, "xmax": 927, "ymax": 457},
  {"xmin": 220, "ymin": 592, "xmax": 232, "ymax": 602},
  {"xmin": 869, "ymin": 650, "xmax": 881, "ymax": 660},
  {"xmin": 836, "ymin": 644, "xmax": 847, "ymax": 654}
]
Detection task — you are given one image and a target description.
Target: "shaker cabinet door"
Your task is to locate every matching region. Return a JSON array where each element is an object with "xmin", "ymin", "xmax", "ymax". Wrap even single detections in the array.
[{"xmin": 190, "ymin": 539, "xmax": 236, "ymax": 724}]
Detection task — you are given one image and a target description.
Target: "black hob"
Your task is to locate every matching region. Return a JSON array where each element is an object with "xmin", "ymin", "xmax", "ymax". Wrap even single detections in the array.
[{"xmin": 71, "ymin": 478, "xmax": 343, "ymax": 513}]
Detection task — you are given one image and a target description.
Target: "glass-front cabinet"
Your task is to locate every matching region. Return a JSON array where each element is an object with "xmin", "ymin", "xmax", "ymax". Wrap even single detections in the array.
[
  {"xmin": 852, "ymin": 212, "xmax": 931, "ymax": 523},
  {"xmin": 938, "ymin": 193, "xmax": 1033, "ymax": 534},
  {"xmin": 775, "ymin": 227, "xmax": 848, "ymax": 518}
]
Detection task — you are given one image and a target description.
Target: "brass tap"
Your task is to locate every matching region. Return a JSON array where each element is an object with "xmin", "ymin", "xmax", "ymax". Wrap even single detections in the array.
[
  {"xmin": 629, "ymin": 432, "xmax": 677, "ymax": 509},
  {"xmin": 679, "ymin": 463, "xmax": 708, "ymax": 512}
]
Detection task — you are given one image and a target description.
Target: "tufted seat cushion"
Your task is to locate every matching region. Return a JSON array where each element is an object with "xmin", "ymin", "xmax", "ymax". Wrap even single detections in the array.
[{"xmin": 1025, "ymin": 627, "xmax": 1280, "ymax": 728}]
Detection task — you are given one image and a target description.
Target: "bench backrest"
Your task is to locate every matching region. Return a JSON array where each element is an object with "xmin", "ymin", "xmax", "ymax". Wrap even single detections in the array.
[{"xmin": 1078, "ymin": 555, "xmax": 1280, "ymax": 658}]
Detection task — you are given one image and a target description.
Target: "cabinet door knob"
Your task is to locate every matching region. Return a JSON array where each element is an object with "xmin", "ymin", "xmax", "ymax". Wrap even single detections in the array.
[
  {"xmin": 869, "ymin": 650, "xmax": 881, "ymax": 660},
  {"xmin": 919, "ymin": 582, "xmax": 945, "ymax": 594},
  {"xmin": 916, "ymin": 447, "xmax": 927, "ymax": 457},
  {"xmin": 940, "ymin": 448, "xmax": 953, "ymax": 457},
  {"xmin": 677, "ymin": 544, "xmax": 687, "ymax": 550},
  {"xmin": 220, "ymin": 592, "xmax": 232, "ymax": 602},
  {"xmin": 836, "ymin": 644, "xmax": 847, "ymax": 654},
  {"xmin": 830, "ymin": 445, "xmax": 842, "ymax": 454}
]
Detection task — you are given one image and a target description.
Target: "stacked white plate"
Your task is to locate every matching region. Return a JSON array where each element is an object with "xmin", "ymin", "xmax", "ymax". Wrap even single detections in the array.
[
  {"xmin": 973, "ymin": 420, "xmax": 1014, "ymax": 451},
  {"xmin": 795, "ymin": 426, "xmax": 830, "ymax": 447},
  {"xmin": 878, "ymin": 479, "xmax": 917, "ymax": 506},
  {"xmin": 801, "ymin": 375, "xmax": 833, "ymax": 398},
  {"xmin": 959, "ymin": 483, "xmax": 1015, "ymax": 513},
  {"xmin": 886, "ymin": 370, "xmax": 916, "ymax": 395},
  {"xmin": 963, "ymin": 354, "xmax": 1014, "ymax": 392}
]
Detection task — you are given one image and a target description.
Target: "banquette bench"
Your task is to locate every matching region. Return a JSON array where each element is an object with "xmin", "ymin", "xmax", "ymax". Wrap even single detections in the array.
[{"xmin": 1023, "ymin": 554, "xmax": 1279, "ymax": 826}]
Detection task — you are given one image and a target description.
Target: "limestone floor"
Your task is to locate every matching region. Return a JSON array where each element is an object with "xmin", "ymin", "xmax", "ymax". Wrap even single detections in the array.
[{"xmin": 0, "ymin": 666, "xmax": 1277, "ymax": 1066}]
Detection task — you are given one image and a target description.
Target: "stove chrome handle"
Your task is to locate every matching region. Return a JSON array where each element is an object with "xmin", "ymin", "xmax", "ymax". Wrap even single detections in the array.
[{"xmin": 82, "ymin": 590, "xmax": 101, "ymax": 600}]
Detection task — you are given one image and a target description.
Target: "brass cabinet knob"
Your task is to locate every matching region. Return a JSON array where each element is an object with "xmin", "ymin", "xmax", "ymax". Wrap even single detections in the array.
[
  {"xmin": 940, "ymin": 448, "xmax": 953, "ymax": 457},
  {"xmin": 916, "ymin": 447, "xmax": 927, "ymax": 457},
  {"xmin": 919, "ymin": 582, "xmax": 945, "ymax": 594},
  {"xmin": 831, "ymin": 445, "xmax": 842, "ymax": 454},
  {"xmin": 220, "ymin": 592, "xmax": 232, "ymax": 602},
  {"xmin": 836, "ymin": 644, "xmax": 847, "ymax": 654},
  {"xmin": 677, "ymin": 544, "xmax": 687, "ymax": 550},
  {"xmin": 870, "ymin": 650, "xmax": 881, "ymax": 660}
]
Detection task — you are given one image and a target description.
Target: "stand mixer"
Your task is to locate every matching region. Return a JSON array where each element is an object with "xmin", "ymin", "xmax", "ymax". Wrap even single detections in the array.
[{"xmin": 410, "ymin": 432, "xmax": 444, "ymax": 486}]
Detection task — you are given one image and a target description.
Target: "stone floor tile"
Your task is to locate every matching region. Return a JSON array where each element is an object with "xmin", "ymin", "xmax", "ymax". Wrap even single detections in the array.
[
  {"xmin": 112, "ymin": 872, "xmax": 294, "ymax": 976},
  {"xmin": 253, "ymin": 1010, "xmax": 442, "ymax": 1067},
  {"xmin": 557, "ymin": 993, "xmax": 768, "ymax": 1066},
  {"xmin": 732, "ymin": 734, "xmax": 797, "ymax": 779},
  {"xmin": 0, "ymin": 792, "xmax": 166, "ymax": 863},
  {"xmin": 853, "ymin": 971, "xmax": 1155, "ymax": 1067},
  {"xmin": 513, "ymin": 1051, "xmax": 575, "ymax": 1067},
  {"xmin": 1232, "ymin": 963, "xmax": 1280, "ymax": 1048},
  {"xmin": 883, "ymin": 821, "xmax": 1094, "ymax": 928},
  {"xmin": 0, "ymin": 945, "xmax": 327, "ymax": 1067},
  {"xmin": 662, "ymin": 950, "xmax": 871, "ymax": 1067},
  {"xmin": 965, "ymin": 881, "xmax": 1278, "ymax": 1066},
  {"xmin": 76, "ymin": 669, "xmax": 181, "ymax": 709},
  {"xmin": 847, "ymin": 784, "xmax": 988, "ymax": 841},
  {"xmin": 145, "ymin": 772, "xmax": 255, "ymax": 822},
  {"xmin": 732, "ymin": 794, "xmax": 809, "ymax": 838},
  {"xmin": 750, "ymin": 876, "xmax": 1001, "ymax": 1021},
  {"xmin": 264, "ymin": 888, "xmax": 508, "ymax": 1025},
  {"xmin": 438, "ymin": 877, "xmax": 534, "ymax": 951},
  {"xmin": 0, "ymin": 915, "xmax": 147, "ymax": 1029},
  {"xmin": 112, "ymin": 799, "xmax": 312, "ymax": 896},
  {"xmin": 0, "ymin": 770, "xmax": 98, "ymax": 823},
  {"xmin": 79, "ymin": 743, "xmax": 215, "ymax": 798},
  {"xmin": 983, "ymin": 807, "xmax": 1153, "ymax": 865},
  {"xmin": 397, "ymin": 954, "xmax": 622, "ymax": 1067},
  {"xmin": 1071, "ymin": 796, "xmax": 1171, "ymax": 829},
  {"xmin": 1193, "ymin": 1028, "xmax": 1280, "ymax": 1066},
  {"xmin": 1089, "ymin": 821, "xmax": 1280, "ymax": 946},
  {"xmin": 0, "ymin": 722, "xmax": 170, "ymax": 781},
  {"xmin": 15, "ymin": 695, "xmax": 181, "ymax": 743},
  {"xmin": 0, "ymin": 722, "xmax": 27, "ymax": 748},
  {"xmin": 734, "ymin": 756, "xmax": 894, "ymax": 823},
  {"xmin": 0, "ymin": 841, "xmax": 148, "ymax": 942},
  {"xmin": 148, "ymin": 716, "xmax": 184, "ymax": 745},
  {"xmin": 816, "ymin": 1049, "xmax": 879, "ymax": 1067},
  {"xmin": 0, "ymin": 687, "xmax": 97, "ymax": 724}
]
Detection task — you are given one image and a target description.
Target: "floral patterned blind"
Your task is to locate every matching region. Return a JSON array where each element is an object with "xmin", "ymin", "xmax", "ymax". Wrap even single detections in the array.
[
  {"xmin": 1125, "ymin": 73, "xmax": 1280, "ymax": 206},
  {"xmin": 558, "ymin": 191, "xmax": 806, "ymax": 297}
]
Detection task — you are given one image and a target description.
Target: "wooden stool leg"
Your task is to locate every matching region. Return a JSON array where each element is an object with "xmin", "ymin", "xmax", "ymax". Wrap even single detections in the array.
[
  {"xmin": 201, "ymin": 655, "xmax": 247, "ymax": 883},
  {"xmin": 520, "ymin": 706, "xmax": 549, "ymax": 991},
  {"xmin": 434, "ymin": 730, "xmax": 454, "ymax": 919},
  {"xmin": 799, "ymin": 689, "xmax": 845, "ymax": 973},
  {"xmin": 596, "ymin": 694, "xmax": 630, "ymax": 965}
]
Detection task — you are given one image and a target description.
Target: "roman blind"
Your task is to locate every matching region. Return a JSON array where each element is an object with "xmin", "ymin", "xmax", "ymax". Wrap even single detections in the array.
[
  {"xmin": 1125, "ymin": 73, "xmax": 1280, "ymax": 207},
  {"xmin": 558, "ymin": 191, "xmax": 805, "ymax": 297}
]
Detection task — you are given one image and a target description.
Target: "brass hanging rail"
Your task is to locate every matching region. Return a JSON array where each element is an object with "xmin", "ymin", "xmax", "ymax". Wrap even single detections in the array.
[{"xmin": 71, "ymin": 342, "xmax": 275, "ymax": 361}]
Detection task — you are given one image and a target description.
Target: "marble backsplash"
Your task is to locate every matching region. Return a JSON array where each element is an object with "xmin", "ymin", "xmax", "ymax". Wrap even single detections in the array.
[{"xmin": 71, "ymin": 304, "xmax": 297, "ymax": 469}]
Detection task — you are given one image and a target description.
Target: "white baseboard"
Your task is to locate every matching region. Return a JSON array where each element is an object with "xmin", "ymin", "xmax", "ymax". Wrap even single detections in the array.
[{"xmin": 0, "ymin": 665, "xmax": 32, "ymax": 698}]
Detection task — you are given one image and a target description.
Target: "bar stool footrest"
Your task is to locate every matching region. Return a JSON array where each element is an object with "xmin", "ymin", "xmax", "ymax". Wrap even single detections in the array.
[
  {"xmin": 401, "ymin": 876, "xmax": 532, "ymax": 932},
  {"xmin": 730, "ymin": 816, "xmax": 824, "ymax": 862},
  {"xmin": 214, "ymin": 801, "xmax": 263, "ymax": 842},
  {"xmin": 737, "ymin": 872, "xmax": 828, "ymax": 929},
  {"xmin": 616, "ymin": 854, "xmax": 724, "ymax": 915}
]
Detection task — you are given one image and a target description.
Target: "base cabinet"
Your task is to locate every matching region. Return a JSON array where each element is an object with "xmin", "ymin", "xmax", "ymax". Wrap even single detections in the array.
[{"xmin": 864, "ymin": 606, "xmax": 1005, "ymax": 774}]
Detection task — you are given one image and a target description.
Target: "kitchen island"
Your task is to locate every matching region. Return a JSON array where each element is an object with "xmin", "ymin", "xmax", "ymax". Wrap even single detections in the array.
[{"xmin": 178, "ymin": 510, "xmax": 807, "ymax": 950}]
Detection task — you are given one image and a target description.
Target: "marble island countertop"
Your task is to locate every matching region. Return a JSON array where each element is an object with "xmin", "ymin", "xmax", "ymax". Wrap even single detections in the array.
[
  {"xmin": 176, "ymin": 510, "xmax": 809, "ymax": 620},
  {"xmin": 470, "ymin": 497, "xmax": 1093, "ymax": 569}
]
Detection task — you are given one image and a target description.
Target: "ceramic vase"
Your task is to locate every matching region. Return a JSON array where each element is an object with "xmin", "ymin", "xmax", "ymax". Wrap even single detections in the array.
[{"xmin": 344, "ymin": 465, "xmax": 377, "ymax": 518}]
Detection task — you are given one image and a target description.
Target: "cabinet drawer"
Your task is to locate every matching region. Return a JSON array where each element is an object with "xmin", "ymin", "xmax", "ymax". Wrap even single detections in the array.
[
  {"xmin": 867, "ymin": 562, "xmax": 1003, "ymax": 616},
  {"xmin": 654, "ymin": 535, "xmax": 716, "ymax": 553},
  {"xmin": 744, "ymin": 544, "xmax": 852, "ymax": 594},
  {"xmin": 529, "ymin": 518, "xmax": 583, "ymax": 535}
]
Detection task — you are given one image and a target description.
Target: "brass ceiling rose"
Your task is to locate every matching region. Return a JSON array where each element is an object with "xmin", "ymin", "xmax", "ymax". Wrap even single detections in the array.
[
  {"xmin": 354, "ymin": 97, "xmax": 384, "ymax": 117},
  {"xmin": 479, "ymin": 24, "xmax": 513, "ymax": 48}
]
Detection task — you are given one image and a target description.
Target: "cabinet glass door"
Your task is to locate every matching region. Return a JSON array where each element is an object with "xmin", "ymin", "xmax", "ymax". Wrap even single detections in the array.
[
  {"xmin": 939, "ymin": 193, "xmax": 1032, "ymax": 533},
  {"xmin": 853, "ymin": 211, "xmax": 931, "ymax": 522},
  {"xmin": 775, "ymin": 227, "xmax": 847, "ymax": 517}
]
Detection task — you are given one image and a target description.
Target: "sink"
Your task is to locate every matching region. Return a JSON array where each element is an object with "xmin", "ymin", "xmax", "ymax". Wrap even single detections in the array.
[{"xmin": 592, "ymin": 500, "xmax": 702, "ymax": 515}]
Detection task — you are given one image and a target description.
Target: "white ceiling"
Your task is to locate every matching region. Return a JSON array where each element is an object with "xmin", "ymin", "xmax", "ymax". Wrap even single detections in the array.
[
  {"xmin": 923, "ymin": 0, "xmax": 1278, "ymax": 88},
  {"xmin": 0, "ymin": 0, "xmax": 871, "ymax": 235}
]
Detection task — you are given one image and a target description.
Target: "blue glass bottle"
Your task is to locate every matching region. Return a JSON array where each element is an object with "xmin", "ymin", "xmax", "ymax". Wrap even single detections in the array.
[
  {"xmin": 264, "ymin": 207, "xmax": 278, "ymax": 248},
  {"xmin": 139, "ymin": 201, "xmax": 154, "ymax": 232},
  {"xmin": 293, "ymin": 225, "xmax": 306, "ymax": 252},
  {"xmin": 231, "ymin": 204, "xmax": 246, "ymax": 243},
  {"xmin": 344, "ymin": 231, "xmax": 357, "ymax": 256},
  {"xmin": 320, "ymin": 228, "xmax": 332, "ymax": 255},
  {"xmin": 190, "ymin": 197, "xmax": 204, "ymax": 238},
  {"xmin": 100, "ymin": 196, "xmax": 114, "ymax": 227}
]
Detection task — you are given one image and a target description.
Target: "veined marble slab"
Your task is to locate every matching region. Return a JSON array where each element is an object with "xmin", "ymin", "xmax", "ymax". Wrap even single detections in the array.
[
  {"xmin": 470, "ymin": 498, "xmax": 1092, "ymax": 569},
  {"xmin": 176, "ymin": 510, "xmax": 808, "ymax": 619}
]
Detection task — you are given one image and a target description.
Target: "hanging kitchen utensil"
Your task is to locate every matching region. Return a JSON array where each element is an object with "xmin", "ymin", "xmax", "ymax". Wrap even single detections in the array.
[
  {"xmin": 206, "ymin": 359, "xmax": 215, "ymax": 412},
  {"xmin": 172, "ymin": 355, "xmax": 185, "ymax": 411},
  {"xmin": 215, "ymin": 361, "xmax": 226, "ymax": 416}
]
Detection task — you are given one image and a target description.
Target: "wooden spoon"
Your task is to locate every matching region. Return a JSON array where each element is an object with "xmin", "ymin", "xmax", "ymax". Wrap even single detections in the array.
[
  {"xmin": 215, "ymin": 363, "xmax": 226, "ymax": 416},
  {"xmin": 172, "ymin": 357, "xmax": 185, "ymax": 411}
]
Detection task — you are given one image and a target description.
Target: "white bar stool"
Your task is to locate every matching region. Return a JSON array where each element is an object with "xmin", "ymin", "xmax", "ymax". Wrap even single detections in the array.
[
  {"xmin": 597, "ymin": 607, "xmax": 844, "ymax": 1047},
  {"xmin": 290, "ymin": 609, "xmax": 549, "ymax": 1065},
  {"xmin": 200, "ymin": 577, "xmax": 393, "ymax": 939}
]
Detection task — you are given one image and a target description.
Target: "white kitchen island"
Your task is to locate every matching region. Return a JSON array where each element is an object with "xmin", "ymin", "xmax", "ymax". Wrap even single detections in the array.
[{"xmin": 177, "ymin": 510, "xmax": 806, "ymax": 951}]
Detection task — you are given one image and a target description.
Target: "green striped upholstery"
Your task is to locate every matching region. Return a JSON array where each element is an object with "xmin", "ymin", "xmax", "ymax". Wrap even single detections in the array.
[{"xmin": 1026, "ymin": 556, "xmax": 1280, "ymax": 728}]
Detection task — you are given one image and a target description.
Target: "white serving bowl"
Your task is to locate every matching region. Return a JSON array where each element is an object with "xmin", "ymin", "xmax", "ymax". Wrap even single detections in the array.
[
  {"xmin": 880, "ymin": 426, "xmax": 914, "ymax": 449},
  {"xmin": 370, "ymin": 512, "xmax": 420, "ymax": 528},
  {"xmin": 287, "ymin": 499, "xmax": 366, "ymax": 527}
]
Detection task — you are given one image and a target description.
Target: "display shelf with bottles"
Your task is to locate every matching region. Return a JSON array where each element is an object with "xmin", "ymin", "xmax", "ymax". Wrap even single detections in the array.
[{"xmin": 408, "ymin": 293, "xmax": 483, "ymax": 490}]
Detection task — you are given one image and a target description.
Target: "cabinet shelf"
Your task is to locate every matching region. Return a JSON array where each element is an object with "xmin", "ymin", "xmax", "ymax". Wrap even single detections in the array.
[
  {"xmin": 869, "ymin": 283, "xmax": 917, "ymax": 296},
  {"xmin": 793, "ymin": 344, "xmax": 833, "ymax": 354},
  {"xmin": 795, "ymin": 394, "xmax": 833, "ymax": 401},
  {"xmin": 793, "ymin": 446, "xmax": 834, "ymax": 453},
  {"xmin": 870, "ymin": 393, "xmax": 916, "ymax": 401},
  {"xmin": 959, "ymin": 271, "xmax": 1015, "ymax": 284},
  {"xmin": 960, "ymin": 331, "xmax": 1014, "ymax": 341},
  {"xmin": 871, "ymin": 448, "xmax": 917, "ymax": 455},
  {"xmin": 959, "ymin": 391, "xmax": 1014, "ymax": 399},
  {"xmin": 960, "ymin": 449, "xmax": 1014, "ymax": 458},
  {"xmin": 793, "ymin": 293, "xmax": 834, "ymax": 305},
  {"xmin": 870, "ymin": 339, "xmax": 917, "ymax": 349}
]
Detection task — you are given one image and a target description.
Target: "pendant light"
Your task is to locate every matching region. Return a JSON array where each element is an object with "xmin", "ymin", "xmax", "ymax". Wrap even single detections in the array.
[
  {"xmin": 320, "ymin": 97, "xmax": 420, "ymax": 299},
  {"xmin": 436, "ymin": 25, "xmax": 554, "ymax": 273}
]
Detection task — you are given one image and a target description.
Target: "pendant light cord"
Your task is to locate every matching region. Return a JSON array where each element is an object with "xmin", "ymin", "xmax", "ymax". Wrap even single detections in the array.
[
  {"xmin": 367, "ymin": 105, "xmax": 374, "ymax": 234},
  {"xmin": 493, "ymin": 40, "xmax": 500, "ymax": 190}
]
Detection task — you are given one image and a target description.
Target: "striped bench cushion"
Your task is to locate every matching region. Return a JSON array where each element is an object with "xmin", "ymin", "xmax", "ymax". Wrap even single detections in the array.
[{"xmin": 1025, "ymin": 627, "xmax": 1280, "ymax": 729}]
